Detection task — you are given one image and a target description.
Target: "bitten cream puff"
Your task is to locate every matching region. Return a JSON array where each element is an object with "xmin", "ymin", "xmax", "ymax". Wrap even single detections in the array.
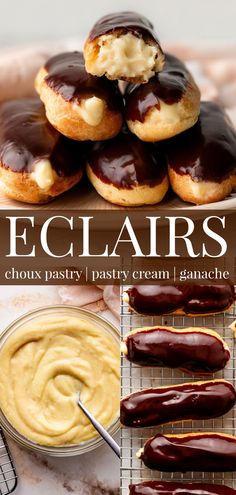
[
  {"xmin": 86, "ymin": 131, "xmax": 169, "ymax": 206},
  {"xmin": 166, "ymin": 101, "xmax": 236, "ymax": 204},
  {"xmin": 125, "ymin": 54, "xmax": 200, "ymax": 141},
  {"xmin": 0, "ymin": 98, "xmax": 86, "ymax": 204},
  {"xmin": 35, "ymin": 52, "xmax": 123, "ymax": 141},
  {"xmin": 84, "ymin": 11, "xmax": 165, "ymax": 83}
]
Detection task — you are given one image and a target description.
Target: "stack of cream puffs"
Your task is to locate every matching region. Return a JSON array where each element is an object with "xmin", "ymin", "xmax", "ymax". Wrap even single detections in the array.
[{"xmin": 1, "ymin": 11, "xmax": 236, "ymax": 205}]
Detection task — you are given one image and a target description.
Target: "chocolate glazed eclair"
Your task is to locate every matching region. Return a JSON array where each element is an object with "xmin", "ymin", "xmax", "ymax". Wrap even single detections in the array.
[
  {"xmin": 0, "ymin": 98, "xmax": 87, "ymax": 204},
  {"xmin": 35, "ymin": 52, "xmax": 123, "ymax": 141},
  {"xmin": 125, "ymin": 54, "xmax": 200, "ymax": 141},
  {"xmin": 137, "ymin": 432, "xmax": 236, "ymax": 472},
  {"xmin": 129, "ymin": 481, "xmax": 236, "ymax": 495},
  {"xmin": 84, "ymin": 11, "xmax": 165, "ymax": 83},
  {"xmin": 121, "ymin": 380, "xmax": 236, "ymax": 427},
  {"xmin": 121, "ymin": 326, "xmax": 230, "ymax": 373},
  {"xmin": 166, "ymin": 101, "xmax": 236, "ymax": 204},
  {"xmin": 124, "ymin": 283, "xmax": 235, "ymax": 316},
  {"xmin": 86, "ymin": 130, "xmax": 169, "ymax": 206}
]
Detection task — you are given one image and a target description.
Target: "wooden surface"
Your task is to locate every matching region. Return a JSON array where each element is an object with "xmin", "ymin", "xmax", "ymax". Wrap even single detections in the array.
[{"xmin": 0, "ymin": 178, "xmax": 235, "ymax": 213}]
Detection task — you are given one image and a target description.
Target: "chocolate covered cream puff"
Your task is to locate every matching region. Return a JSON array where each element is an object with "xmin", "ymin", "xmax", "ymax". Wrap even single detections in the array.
[
  {"xmin": 166, "ymin": 101, "xmax": 236, "ymax": 204},
  {"xmin": 86, "ymin": 131, "xmax": 169, "ymax": 206},
  {"xmin": 125, "ymin": 54, "xmax": 200, "ymax": 141},
  {"xmin": 35, "ymin": 52, "xmax": 123, "ymax": 141},
  {"xmin": 84, "ymin": 11, "xmax": 165, "ymax": 83},
  {"xmin": 0, "ymin": 98, "xmax": 86, "ymax": 204}
]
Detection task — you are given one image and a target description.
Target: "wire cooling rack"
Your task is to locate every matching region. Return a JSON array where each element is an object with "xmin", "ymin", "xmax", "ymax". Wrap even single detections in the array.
[
  {"xmin": 0, "ymin": 430, "xmax": 17, "ymax": 495},
  {"xmin": 120, "ymin": 288, "xmax": 236, "ymax": 494}
]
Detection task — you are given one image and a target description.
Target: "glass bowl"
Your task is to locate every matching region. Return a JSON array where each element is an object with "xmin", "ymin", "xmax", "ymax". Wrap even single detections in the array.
[{"xmin": 0, "ymin": 305, "xmax": 120, "ymax": 457}]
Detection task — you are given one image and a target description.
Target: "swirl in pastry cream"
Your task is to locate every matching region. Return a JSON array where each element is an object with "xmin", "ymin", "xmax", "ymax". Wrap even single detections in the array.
[{"xmin": 0, "ymin": 314, "xmax": 120, "ymax": 446}]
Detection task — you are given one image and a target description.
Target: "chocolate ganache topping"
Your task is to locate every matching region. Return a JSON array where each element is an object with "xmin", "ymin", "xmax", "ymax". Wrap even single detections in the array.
[
  {"xmin": 140, "ymin": 433, "xmax": 236, "ymax": 472},
  {"xmin": 121, "ymin": 380, "xmax": 236, "ymax": 427},
  {"xmin": 124, "ymin": 327, "xmax": 230, "ymax": 372},
  {"xmin": 88, "ymin": 130, "xmax": 167, "ymax": 188},
  {"xmin": 126, "ymin": 283, "xmax": 235, "ymax": 315},
  {"xmin": 125, "ymin": 54, "xmax": 190, "ymax": 122},
  {"xmin": 129, "ymin": 481, "xmax": 236, "ymax": 495},
  {"xmin": 165, "ymin": 101, "xmax": 236, "ymax": 182},
  {"xmin": 88, "ymin": 11, "xmax": 161, "ymax": 45},
  {"xmin": 45, "ymin": 52, "xmax": 123, "ymax": 111},
  {"xmin": 0, "ymin": 98, "xmax": 87, "ymax": 176}
]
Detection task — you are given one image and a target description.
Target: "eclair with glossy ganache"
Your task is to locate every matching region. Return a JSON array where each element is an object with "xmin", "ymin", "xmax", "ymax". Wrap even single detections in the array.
[
  {"xmin": 0, "ymin": 98, "xmax": 87, "ymax": 204},
  {"xmin": 121, "ymin": 326, "xmax": 230, "ymax": 373},
  {"xmin": 166, "ymin": 101, "xmax": 236, "ymax": 205},
  {"xmin": 86, "ymin": 129, "xmax": 169, "ymax": 206},
  {"xmin": 125, "ymin": 54, "xmax": 200, "ymax": 141},
  {"xmin": 137, "ymin": 432, "xmax": 236, "ymax": 472},
  {"xmin": 121, "ymin": 379, "xmax": 236, "ymax": 427},
  {"xmin": 124, "ymin": 283, "xmax": 235, "ymax": 316},
  {"xmin": 129, "ymin": 481, "xmax": 236, "ymax": 495},
  {"xmin": 84, "ymin": 11, "xmax": 165, "ymax": 83},
  {"xmin": 35, "ymin": 52, "xmax": 123, "ymax": 141}
]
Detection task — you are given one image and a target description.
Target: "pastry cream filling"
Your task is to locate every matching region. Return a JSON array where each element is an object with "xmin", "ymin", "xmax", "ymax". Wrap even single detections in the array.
[
  {"xmin": 0, "ymin": 316, "xmax": 120, "ymax": 446},
  {"xmin": 73, "ymin": 96, "xmax": 105, "ymax": 126},
  {"xmin": 33, "ymin": 159, "xmax": 56, "ymax": 190},
  {"xmin": 93, "ymin": 33, "xmax": 161, "ymax": 81}
]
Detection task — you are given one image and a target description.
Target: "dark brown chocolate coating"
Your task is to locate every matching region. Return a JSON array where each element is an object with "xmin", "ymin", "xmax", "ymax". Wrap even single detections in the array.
[
  {"xmin": 140, "ymin": 433, "xmax": 236, "ymax": 472},
  {"xmin": 165, "ymin": 101, "xmax": 236, "ymax": 182},
  {"xmin": 0, "ymin": 98, "xmax": 88, "ymax": 175},
  {"xmin": 121, "ymin": 380, "xmax": 236, "ymax": 427},
  {"xmin": 125, "ymin": 54, "xmax": 190, "ymax": 122},
  {"xmin": 88, "ymin": 11, "xmax": 161, "ymax": 47},
  {"xmin": 45, "ymin": 52, "xmax": 123, "ymax": 111},
  {"xmin": 126, "ymin": 283, "xmax": 235, "ymax": 315},
  {"xmin": 123, "ymin": 327, "xmax": 230, "ymax": 373},
  {"xmin": 88, "ymin": 131, "xmax": 167, "ymax": 188},
  {"xmin": 129, "ymin": 481, "xmax": 236, "ymax": 495}
]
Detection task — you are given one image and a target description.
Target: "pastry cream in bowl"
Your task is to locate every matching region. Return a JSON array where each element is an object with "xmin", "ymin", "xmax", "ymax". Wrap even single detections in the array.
[{"xmin": 0, "ymin": 306, "xmax": 120, "ymax": 456}]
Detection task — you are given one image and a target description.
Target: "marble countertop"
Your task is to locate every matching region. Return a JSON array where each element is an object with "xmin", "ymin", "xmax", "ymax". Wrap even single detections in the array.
[{"xmin": 0, "ymin": 286, "xmax": 120, "ymax": 495}]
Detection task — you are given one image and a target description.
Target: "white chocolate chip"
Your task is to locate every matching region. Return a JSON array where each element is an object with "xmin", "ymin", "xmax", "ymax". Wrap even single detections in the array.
[
  {"xmin": 73, "ymin": 96, "xmax": 105, "ymax": 126},
  {"xmin": 33, "ymin": 159, "xmax": 56, "ymax": 190}
]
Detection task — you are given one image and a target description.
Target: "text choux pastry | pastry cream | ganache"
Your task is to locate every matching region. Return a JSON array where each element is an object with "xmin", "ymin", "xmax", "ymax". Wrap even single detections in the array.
[
  {"xmin": 125, "ymin": 53, "xmax": 200, "ymax": 141},
  {"xmin": 0, "ymin": 98, "xmax": 87, "ymax": 204},
  {"xmin": 121, "ymin": 325, "xmax": 230, "ymax": 373},
  {"xmin": 84, "ymin": 11, "xmax": 165, "ymax": 83},
  {"xmin": 120, "ymin": 379, "xmax": 236, "ymax": 427},
  {"xmin": 35, "ymin": 51, "xmax": 124, "ymax": 141},
  {"xmin": 86, "ymin": 130, "xmax": 169, "ymax": 206}
]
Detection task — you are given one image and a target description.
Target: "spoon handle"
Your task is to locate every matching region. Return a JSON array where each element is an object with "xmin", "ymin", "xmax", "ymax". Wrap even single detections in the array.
[{"xmin": 77, "ymin": 399, "xmax": 120, "ymax": 458}]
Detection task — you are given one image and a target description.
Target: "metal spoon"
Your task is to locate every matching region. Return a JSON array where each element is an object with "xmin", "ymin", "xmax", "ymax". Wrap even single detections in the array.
[{"xmin": 76, "ymin": 393, "xmax": 120, "ymax": 458}]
